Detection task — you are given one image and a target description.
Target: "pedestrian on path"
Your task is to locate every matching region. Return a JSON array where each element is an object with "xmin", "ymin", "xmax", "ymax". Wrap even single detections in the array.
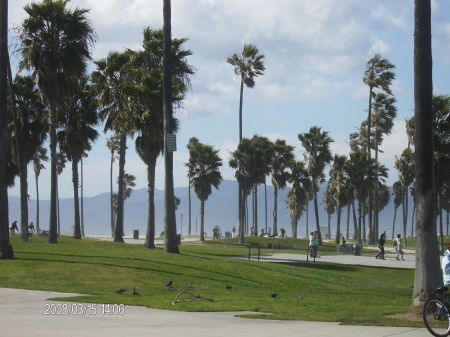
[
  {"xmin": 375, "ymin": 232, "xmax": 386, "ymax": 259},
  {"xmin": 442, "ymin": 241, "xmax": 450, "ymax": 285},
  {"xmin": 395, "ymin": 234, "xmax": 404, "ymax": 261}
]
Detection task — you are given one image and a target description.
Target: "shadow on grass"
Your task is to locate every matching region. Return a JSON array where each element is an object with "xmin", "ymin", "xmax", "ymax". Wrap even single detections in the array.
[{"xmin": 14, "ymin": 254, "xmax": 264, "ymax": 287}]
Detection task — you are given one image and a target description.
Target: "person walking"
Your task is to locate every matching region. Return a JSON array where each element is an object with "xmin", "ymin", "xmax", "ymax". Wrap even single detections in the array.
[
  {"xmin": 375, "ymin": 232, "xmax": 386, "ymax": 259},
  {"xmin": 442, "ymin": 241, "xmax": 450, "ymax": 285},
  {"xmin": 395, "ymin": 234, "xmax": 404, "ymax": 261},
  {"xmin": 28, "ymin": 222, "xmax": 35, "ymax": 237}
]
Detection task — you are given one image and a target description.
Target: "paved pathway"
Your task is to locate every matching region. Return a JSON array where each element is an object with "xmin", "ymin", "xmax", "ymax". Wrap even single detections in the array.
[
  {"xmin": 247, "ymin": 251, "xmax": 415, "ymax": 269},
  {"xmin": 0, "ymin": 288, "xmax": 428, "ymax": 337}
]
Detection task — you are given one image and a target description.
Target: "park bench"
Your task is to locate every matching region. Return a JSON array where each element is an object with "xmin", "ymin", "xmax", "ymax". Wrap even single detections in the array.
[{"xmin": 40, "ymin": 230, "xmax": 49, "ymax": 237}]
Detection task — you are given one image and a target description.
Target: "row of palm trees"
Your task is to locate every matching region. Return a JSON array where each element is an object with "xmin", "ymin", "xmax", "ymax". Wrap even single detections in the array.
[{"xmin": 0, "ymin": 0, "xmax": 189, "ymax": 254}]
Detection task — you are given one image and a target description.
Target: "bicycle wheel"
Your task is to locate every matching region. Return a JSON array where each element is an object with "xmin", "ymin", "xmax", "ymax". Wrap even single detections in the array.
[{"xmin": 423, "ymin": 298, "xmax": 450, "ymax": 337}]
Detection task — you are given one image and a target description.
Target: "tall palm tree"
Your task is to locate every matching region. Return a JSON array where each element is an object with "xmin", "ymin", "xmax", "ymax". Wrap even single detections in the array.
[
  {"xmin": 162, "ymin": 0, "xmax": 179, "ymax": 253},
  {"xmin": 112, "ymin": 173, "xmax": 136, "ymax": 225},
  {"xmin": 187, "ymin": 141, "xmax": 222, "ymax": 241},
  {"xmin": 186, "ymin": 137, "xmax": 199, "ymax": 237},
  {"xmin": 363, "ymin": 54, "xmax": 395, "ymax": 244},
  {"xmin": 0, "ymin": 0, "xmax": 13, "ymax": 258},
  {"xmin": 391, "ymin": 180, "xmax": 403, "ymax": 240},
  {"xmin": 395, "ymin": 148, "xmax": 414, "ymax": 246},
  {"xmin": 134, "ymin": 27, "xmax": 193, "ymax": 249},
  {"xmin": 106, "ymin": 135, "xmax": 120, "ymax": 237},
  {"xmin": 412, "ymin": 0, "xmax": 440, "ymax": 310},
  {"xmin": 298, "ymin": 126, "xmax": 333, "ymax": 245},
  {"xmin": 227, "ymin": 43, "xmax": 265, "ymax": 241},
  {"xmin": 322, "ymin": 185, "xmax": 336, "ymax": 240},
  {"xmin": 10, "ymin": 75, "xmax": 47, "ymax": 242},
  {"xmin": 92, "ymin": 50, "xmax": 135, "ymax": 243},
  {"xmin": 328, "ymin": 155, "xmax": 349, "ymax": 243},
  {"xmin": 19, "ymin": 0, "xmax": 95, "ymax": 244},
  {"xmin": 58, "ymin": 76, "xmax": 98, "ymax": 239},
  {"xmin": 33, "ymin": 147, "xmax": 48, "ymax": 235},
  {"xmin": 269, "ymin": 139, "xmax": 293, "ymax": 236},
  {"xmin": 287, "ymin": 160, "xmax": 310, "ymax": 238}
]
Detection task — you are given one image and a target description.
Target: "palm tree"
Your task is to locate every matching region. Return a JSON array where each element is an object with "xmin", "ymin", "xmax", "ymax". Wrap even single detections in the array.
[
  {"xmin": 58, "ymin": 76, "xmax": 98, "ymax": 239},
  {"xmin": 106, "ymin": 135, "xmax": 120, "ymax": 237},
  {"xmin": 92, "ymin": 50, "xmax": 135, "ymax": 243},
  {"xmin": 412, "ymin": 0, "xmax": 440, "ymax": 310},
  {"xmin": 363, "ymin": 55, "xmax": 395, "ymax": 244},
  {"xmin": 287, "ymin": 160, "xmax": 310, "ymax": 238},
  {"xmin": 298, "ymin": 126, "xmax": 333, "ymax": 245},
  {"xmin": 112, "ymin": 173, "xmax": 136, "ymax": 227},
  {"xmin": 227, "ymin": 43, "xmax": 265, "ymax": 241},
  {"xmin": 395, "ymin": 148, "xmax": 415, "ymax": 246},
  {"xmin": 19, "ymin": 0, "xmax": 95, "ymax": 244},
  {"xmin": 10, "ymin": 75, "xmax": 47, "ymax": 242},
  {"xmin": 328, "ymin": 155, "xmax": 349, "ymax": 243},
  {"xmin": 187, "ymin": 141, "xmax": 222, "ymax": 241},
  {"xmin": 186, "ymin": 138, "xmax": 199, "ymax": 237},
  {"xmin": 269, "ymin": 139, "xmax": 293, "ymax": 236},
  {"xmin": 322, "ymin": 186, "xmax": 336, "ymax": 240},
  {"xmin": 33, "ymin": 147, "xmax": 47, "ymax": 234},
  {"xmin": 162, "ymin": 0, "xmax": 179, "ymax": 253},
  {"xmin": 133, "ymin": 27, "xmax": 193, "ymax": 249},
  {"xmin": 55, "ymin": 149, "xmax": 66, "ymax": 237},
  {"xmin": 0, "ymin": 0, "xmax": 13, "ymax": 258},
  {"xmin": 391, "ymin": 180, "xmax": 403, "ymax": 240}
]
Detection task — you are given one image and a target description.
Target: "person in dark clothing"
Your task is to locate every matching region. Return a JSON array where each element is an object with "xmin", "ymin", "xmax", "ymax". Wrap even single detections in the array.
[{"xmin": 375, "ymin": 232, "xmax": 386, "ymax": 259}]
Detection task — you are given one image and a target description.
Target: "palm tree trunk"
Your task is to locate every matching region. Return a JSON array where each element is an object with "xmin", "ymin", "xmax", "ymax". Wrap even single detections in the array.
[
  {"xmin": 362, "ymin": 204, "xmax": 366, "ymax": 242},
  {"xmin": 80, "ymin": 157, "xmax": 84, "ymax": 237},
  {"xmin": 200, "ymin": 199, "xmax": 205, "ymax": 241},
  {"xmin": 327, "ymin": 213, "xmax": 331, "ymax": 240},
  {"xmin": 392, "ymin": 206, "xmax": 397, "ymax": 240},
  {"xmin": 412, "ymin": 0, "xmax": 440, "ymax": 310},
  {"xmin": 35, "ymin": 170, "xmax": 40, "ymax": 234},
  {"xmin": 57, "ymin": 176, "xmax": 60, "ymax": 237},
  {"xmin": 163, "ymin": 0, "xmax": 179, "ymax": 253},
  {"xmin": 253, "ymin": 184, "xmax": 258, "ymax": 236},
  {"xmin": 447, "ymin": 210, "xmax": 449, "ymax": 235},
  {"xmin": 358, "ymin": 201, "xmax": 362, "ymax": 244},
  {"xmin": 411, "ymin": 198, "xmax": 416, "ymax": 238},
  {"xmin": 19, "ymin": 156, "xmax": 29, "ymax": 242},
  {"xmin": 346, "ymin": 204, "xmax": 350, "ymax": 240},
  {"xmin": 144, "ymin": 160, "xmax": 156, "ymax": 249},
  {"xmin": 273, "ymin": 186, "xmax": 278, "ymax": 235},
  {"xmin": 48, "ymin": 106, "xmax": 58, "ymax": 243},
  {"xmin": 0, "ymin": 0, "xmax": 13, "ymax": 258},
  {"xmin": 367, "ymin": 85, "xmax": 374, "ymax": 245},
  {"xmin": 306, "ymin": 200, "xmax": 309, "ymax": 238},
  {"xmin": 110, "ymin": 148, "xmax": 114, "ymax": 237},
  {"xmin": 264, "ymin": 180, "xmax": 267, "ymax": 233},
  {"xmin": 439, "ymin": 204, "xmax": 444, "ymax": 253},
  {"xmin": 352, "ymin": 200, "xmax": 358, "ymax": 241},
  {"xmin": 335, "ymin": 205, "xmax": 341, "ymax": 244},
  {"xmin": 72, "ymin": 158, "xmax": 81, "ymax": 239},
  {"xmin": 238, "ymin": 183, "xmax": 244, "ymax": 243},
  {"xmin": 313, "ymin": 188, "xmax": 323, "ymax": 245},
  {"xmin": 114, "ymin": 134, "xmax": 126, "ymax": 243},
  {"xmin": 404, "ymin": 187, "xmax": 408, "ymax": 246},
  {"xmin": 188, "ymin": 178, "xmax": 191, "ymax": 235}
]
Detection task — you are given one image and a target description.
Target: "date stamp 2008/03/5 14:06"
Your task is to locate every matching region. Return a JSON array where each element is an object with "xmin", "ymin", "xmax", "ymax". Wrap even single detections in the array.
[{"xmin": 44, "ymin": 303, "xmax": 125, "ymax": 316}]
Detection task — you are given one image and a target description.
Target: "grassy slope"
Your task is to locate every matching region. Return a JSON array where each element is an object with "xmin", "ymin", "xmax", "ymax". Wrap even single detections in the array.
[{"xmin": 0, "ymin": 236, "xmax": 418, "ymax": 326}]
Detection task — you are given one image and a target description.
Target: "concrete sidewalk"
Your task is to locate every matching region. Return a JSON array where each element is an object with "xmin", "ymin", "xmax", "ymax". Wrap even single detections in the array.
[
  {"xmin": 0, "ymin": 288, "xmax": 428, "ymax": 337},
  {"xmin": 246, "ymin": 252, "xmax": 416, "ymax": 269}
]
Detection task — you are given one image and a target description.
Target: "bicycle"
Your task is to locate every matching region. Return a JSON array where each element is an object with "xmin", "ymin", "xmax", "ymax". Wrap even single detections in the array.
[{"xmin": 423, "ymin": 286, "xmax": 450, "ymax": 336}]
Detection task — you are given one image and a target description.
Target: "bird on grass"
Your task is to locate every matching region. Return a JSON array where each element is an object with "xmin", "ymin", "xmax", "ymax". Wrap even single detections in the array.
[
  {"xmin": 225, "ymin": 285, "xmax": 232, "ymax": 291},
  {"xmin": 271, "ymin": 293, "xmax": 278, "ymax": 298},
  {"xmin": 132, "ymin": 288, "xmax": 139, "ymax": 296},
  {"xmin": 115, "ymin": 288, "xmax": 126, "ymax": 294},
  {"xmin": 186, "ymin": 282, "xmax": 193, "ymax": 290},
  {"xmin": 166, "ymin": 281, "xmax": 175, "ymax": 290}
]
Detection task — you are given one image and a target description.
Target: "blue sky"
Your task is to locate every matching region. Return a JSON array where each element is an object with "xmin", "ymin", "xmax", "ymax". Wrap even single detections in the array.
[{"xmin": 8, "ymin": 0, "xmax": 450, "ymax": 199}]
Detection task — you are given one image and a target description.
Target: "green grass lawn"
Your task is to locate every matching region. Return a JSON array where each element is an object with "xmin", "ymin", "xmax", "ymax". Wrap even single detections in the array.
[{"xmin": 0, "ymin": 235, "xmax": 420, "ymax": 326}]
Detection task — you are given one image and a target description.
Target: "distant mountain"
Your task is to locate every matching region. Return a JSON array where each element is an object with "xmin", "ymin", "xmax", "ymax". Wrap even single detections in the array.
[{"xmin": 8, "ymin": 180, "xmax": 413, "ymax": 238}]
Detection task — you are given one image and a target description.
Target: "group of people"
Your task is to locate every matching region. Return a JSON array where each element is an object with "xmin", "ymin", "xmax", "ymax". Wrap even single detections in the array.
[
  {"xmin": 212, "ymin": 226, "xmax": 222, "ymax": 240},
  {"xmin": 9, "ymin": 221, "xmax": 35, "ymax": 237},
  {"xmin": 375, "ymin": 232, "xmax": 404, "ymax": 260}
]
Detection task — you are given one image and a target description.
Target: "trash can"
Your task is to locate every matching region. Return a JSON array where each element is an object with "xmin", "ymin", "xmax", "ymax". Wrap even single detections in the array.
[
  {"xmin": 353, "ymin": 244, "xmax": 362, "ymax": 256},
  {"xmin": 133, "ymin": 230, "xmax": 139, "ymax": 239}
]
